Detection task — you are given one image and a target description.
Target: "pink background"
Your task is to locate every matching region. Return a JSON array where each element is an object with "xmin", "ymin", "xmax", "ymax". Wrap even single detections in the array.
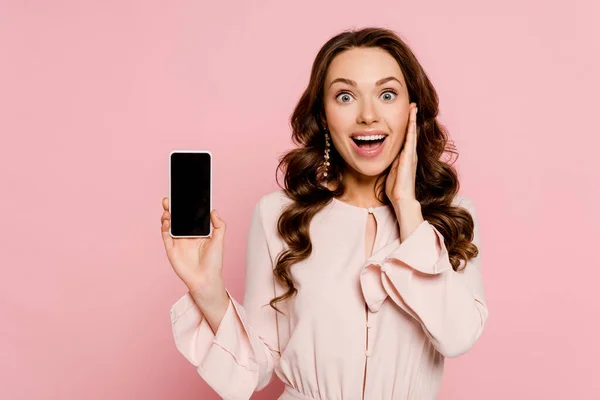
[{"xmin": 1, "ymin": 0, "xmax": 598, "ymax": 399}]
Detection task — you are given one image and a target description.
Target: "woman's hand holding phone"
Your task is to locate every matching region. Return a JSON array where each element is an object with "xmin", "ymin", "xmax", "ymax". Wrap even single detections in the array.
[{"xmin": 161, "ymin": 197, "xmax": 230, "ymax": 334}]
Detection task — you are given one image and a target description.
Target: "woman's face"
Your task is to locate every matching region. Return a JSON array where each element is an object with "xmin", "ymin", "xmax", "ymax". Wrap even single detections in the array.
[{"xmin": 323, "ymin": 47, "xmax": 415, "ymax": 178}]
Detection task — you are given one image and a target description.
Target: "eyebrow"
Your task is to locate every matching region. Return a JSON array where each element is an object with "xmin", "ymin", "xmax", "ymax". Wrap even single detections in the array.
[{"xmin": 328, "ymin": 76, "xmax": 403, "ymax": 88}]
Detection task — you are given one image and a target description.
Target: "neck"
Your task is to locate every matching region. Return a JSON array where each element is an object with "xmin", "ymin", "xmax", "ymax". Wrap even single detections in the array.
[{"xmin": 327, "ymin": 169, "xmax": 385, "ymax": 209}]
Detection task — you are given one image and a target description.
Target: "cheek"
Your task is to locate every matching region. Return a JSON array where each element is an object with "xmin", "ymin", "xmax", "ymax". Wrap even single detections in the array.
[
  {"xmin": 385, "ymin": 108, "xmax": 408, "ymax": 131},
  {"xmin": 327, "ymin": 109, "xmax": 355, "ymax": 130},
  {"xmin": 329, "ymin": 133, "xmax": 349, "ymax": 153},
  {"xmin": 385, "ymin": 111, "xmax": 409, "ymax": 151}
]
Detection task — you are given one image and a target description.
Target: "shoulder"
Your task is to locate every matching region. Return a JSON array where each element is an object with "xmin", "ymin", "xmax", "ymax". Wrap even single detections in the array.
[
  {"xmin": 257, "ymin": 189, "xmax": 292, "ymax": 216},
  {"xmin": 259, "ymin": 188, "xmax": 291, "ymax": 208},
  {"xmin": 452, "ymin": 194, "xmax": 480, "ymax": 227},
  {"xmin": 251, "ymin": 189, "xmax": 292, "ymax": 230},
  {"xmin": 247, "ymin": 189, "xmax": 292, "ymax": 251},
  {"xmin": 453, "ymin": 194, "xmax": 477, "ymax": 215}
]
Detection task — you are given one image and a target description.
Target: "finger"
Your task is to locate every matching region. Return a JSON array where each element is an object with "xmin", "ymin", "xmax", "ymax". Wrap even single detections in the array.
[
  {"xmin": 161, "ymin": 217, "xmax": 174, "ymax": 250},
  {"xmin": 210, "ymin": 209, "xmax": 226, "ymax": 242},
  {"xmin": 401, "ymin": 109, "xmax": 415, "ymax": 164},
  {"xmin": 413, "ymin": 107, "xmax": 418, "ymax": 155},
  {"xmin": 162, "ymin": 197, "xmax": 169, "ymax": 211},
  {"xmin": 403, "ymin": 105, "xmax": 417, "ymax": 148},
  {"xmin": 161, "ymin": 210, "xmax": 170, "ymax": 224},
  {"xmin": 409, "ymin": 107, "xmax": 417, "ymax": 144}
]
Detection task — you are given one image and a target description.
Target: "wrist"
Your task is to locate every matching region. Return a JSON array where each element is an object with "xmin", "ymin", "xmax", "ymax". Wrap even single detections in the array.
[
  {"xmin": 188, "ymin": 279, "xmax": 231, "ymax": 335},
  {"xmin": 188, "ymin": 276, "xmax": 227, "ymax": 302},
  {"xmin": 191, "ymin": 285, "xmax": 229, "ymax": 313},
  {"xmin": 392, "ymin": 198, "xmax": 421, "ymax": 213}
]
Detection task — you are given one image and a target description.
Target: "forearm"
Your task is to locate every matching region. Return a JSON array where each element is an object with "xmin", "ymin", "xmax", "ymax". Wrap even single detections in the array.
[
  {"xmin": 189, "ymin": 278, "xmax": 231, "ymax": 335},
  {"xmin": 393, "ymin": 199, "xmax": 424, "ymax": 242}
]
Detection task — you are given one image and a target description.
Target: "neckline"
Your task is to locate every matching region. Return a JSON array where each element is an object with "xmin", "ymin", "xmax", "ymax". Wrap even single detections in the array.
[{"xmin": 332, "ymin": 197, "xmax": 392, "ymax": 213}]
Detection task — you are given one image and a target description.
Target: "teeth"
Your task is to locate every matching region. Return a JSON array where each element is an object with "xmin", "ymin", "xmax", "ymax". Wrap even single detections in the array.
[{"xmin": 353, "ymin": 134, "xmax": 386, "ymax": 141}]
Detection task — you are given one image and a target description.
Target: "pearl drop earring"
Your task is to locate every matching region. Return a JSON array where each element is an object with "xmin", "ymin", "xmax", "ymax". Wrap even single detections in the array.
[{"xmin": 323, "ymin": 130, "xmax": 331, "ymax": 179}]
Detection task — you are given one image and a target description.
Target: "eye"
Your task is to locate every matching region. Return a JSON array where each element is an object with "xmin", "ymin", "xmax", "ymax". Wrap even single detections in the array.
[
  {"xmin": 335, "ymin": 91, "xmax": 354, "ymax": 103},
  {"xmin": 380, "ymin": 90, "xmax": 397, "ymax": 101}
]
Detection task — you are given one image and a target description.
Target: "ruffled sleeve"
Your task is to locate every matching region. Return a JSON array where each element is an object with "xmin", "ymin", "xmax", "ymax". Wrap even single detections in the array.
[
  {"xmin": 359, "ymin": 197, "xmax": 489, "ymax": 358},
  {"xmin": 169, "ymin": 196, "xmax": 280, "ymax": 399}
]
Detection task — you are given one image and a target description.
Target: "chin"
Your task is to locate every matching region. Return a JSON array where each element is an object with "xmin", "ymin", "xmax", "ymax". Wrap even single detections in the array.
[{"xmin": 348, "ymin": 161, "xmax": 389, "ymax": 178}]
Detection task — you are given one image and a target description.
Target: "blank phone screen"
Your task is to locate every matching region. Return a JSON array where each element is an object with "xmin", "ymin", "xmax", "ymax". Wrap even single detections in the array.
[{"xmin": 170, "ymin": 152, "xmax": 211, "ymax": 237}]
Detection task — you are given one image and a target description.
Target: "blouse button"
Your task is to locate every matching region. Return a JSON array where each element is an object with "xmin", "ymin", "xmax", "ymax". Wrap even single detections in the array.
[
  {"xmin": 366, "ymin": 321, "xmax": 373, "ymax": 329},
  {"xmin": 367, "ymin": 207, "xmax": 374, "ymax": 214},
  {"xmin": 365, "ymin": 349, "xmax": 372, "ymax": 357},
  {"xmin": 380, "ymin": 265, "xmax": 387, "ymax": 273}
]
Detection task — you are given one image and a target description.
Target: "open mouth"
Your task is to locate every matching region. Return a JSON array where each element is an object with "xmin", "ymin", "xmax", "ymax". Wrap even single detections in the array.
[{"xmin": 351, "ymin": 136, "xmax": 387, "ymax": 150}]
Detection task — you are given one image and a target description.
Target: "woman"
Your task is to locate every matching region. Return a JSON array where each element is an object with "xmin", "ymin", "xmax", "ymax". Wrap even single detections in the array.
[{"xmin": 161, "ymin": 27, "xmax": 488, "ymax": 400}]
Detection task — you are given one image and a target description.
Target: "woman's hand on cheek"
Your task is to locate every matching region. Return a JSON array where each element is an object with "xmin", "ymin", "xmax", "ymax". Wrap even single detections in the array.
[{"xmin": 385, "ymin": 103, "xmax": 418, "ymax": 204}]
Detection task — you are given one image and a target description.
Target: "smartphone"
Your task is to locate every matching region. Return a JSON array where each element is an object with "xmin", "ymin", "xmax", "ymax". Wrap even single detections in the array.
[{"xmin": 169, "ymin": 150, "xmax": 212, "ymax": 238}]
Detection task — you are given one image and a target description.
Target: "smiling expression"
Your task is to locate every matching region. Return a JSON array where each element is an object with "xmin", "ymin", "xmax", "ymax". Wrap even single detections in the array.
[{"xmin": 323, "ymin": 47, "xmax": 414, "ymax": 177}]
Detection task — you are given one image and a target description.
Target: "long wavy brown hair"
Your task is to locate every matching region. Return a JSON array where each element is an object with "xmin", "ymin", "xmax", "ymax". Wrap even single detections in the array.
[{"xmin": 269, "ymin": 27, "xmax": 479, "ymax": 315}]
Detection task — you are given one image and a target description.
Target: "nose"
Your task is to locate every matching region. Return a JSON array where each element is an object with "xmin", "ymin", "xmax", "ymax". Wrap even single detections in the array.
[{"xmin": 357, "ymin": 98, "xmax": 379, "ymax": 125}]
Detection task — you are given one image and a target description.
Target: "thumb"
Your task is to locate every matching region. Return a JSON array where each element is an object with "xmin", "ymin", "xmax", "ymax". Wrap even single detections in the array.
[{"xmin": 210, "ymin": 209, "xmax": 226, "ymax": 241}]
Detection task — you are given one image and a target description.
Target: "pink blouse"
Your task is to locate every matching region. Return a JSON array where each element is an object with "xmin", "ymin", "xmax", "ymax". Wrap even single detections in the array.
[{"xmin": 169, "ymin": 189, "xmax": 488, "ymax": 400}]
